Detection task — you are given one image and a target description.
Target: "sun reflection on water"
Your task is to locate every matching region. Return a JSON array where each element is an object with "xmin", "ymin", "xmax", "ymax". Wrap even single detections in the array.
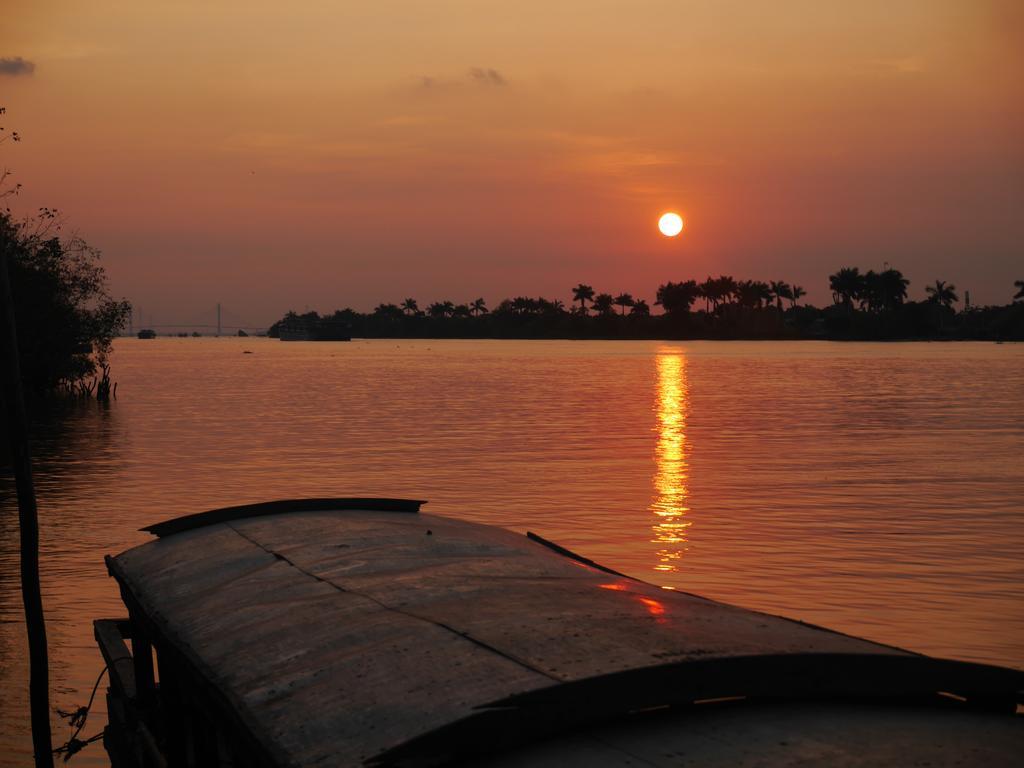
[{"xmin": 651, "ymin": 351, "xmax": 691, "ymax": 576}]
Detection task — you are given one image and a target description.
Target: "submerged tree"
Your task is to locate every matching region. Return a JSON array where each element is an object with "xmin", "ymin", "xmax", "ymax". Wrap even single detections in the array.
[{"xmin": 2, "ymin": 211, "xmax": 130, "ymax": 398}]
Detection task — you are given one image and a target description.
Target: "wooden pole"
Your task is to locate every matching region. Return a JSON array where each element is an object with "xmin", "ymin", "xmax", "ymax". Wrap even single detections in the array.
[{"xmin": 0, "ymin": 234, "xmax": 54, "ymax": 766}]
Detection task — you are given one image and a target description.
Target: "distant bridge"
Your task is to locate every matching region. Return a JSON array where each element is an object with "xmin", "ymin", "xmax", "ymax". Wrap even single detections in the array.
[{"xmin": 128, "ymin": 303, "xmax": 269, "ymax": 336}]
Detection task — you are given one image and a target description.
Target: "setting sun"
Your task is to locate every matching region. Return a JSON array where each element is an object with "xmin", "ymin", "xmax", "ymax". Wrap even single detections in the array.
[{"xmin": 658, "ymin": 213, "xmax": 684, "ymax": 237}]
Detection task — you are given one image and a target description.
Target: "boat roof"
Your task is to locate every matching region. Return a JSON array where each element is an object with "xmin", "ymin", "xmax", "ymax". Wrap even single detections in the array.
[{"xmin": 106, "ymin": 499, "xmax": 1024, "ymax": 767}]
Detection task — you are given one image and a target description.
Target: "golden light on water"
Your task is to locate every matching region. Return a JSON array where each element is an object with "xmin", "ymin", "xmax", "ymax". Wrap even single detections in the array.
[
  {"xmin": 651, "ymin": 351, "xmax": 691, "ymax": 575},
  {"xmin": 658, "ymin": 212, "xmax": 684, "ymax": 237}
]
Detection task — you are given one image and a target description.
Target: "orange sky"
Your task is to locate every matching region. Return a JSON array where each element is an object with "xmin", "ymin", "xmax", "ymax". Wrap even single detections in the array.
[{"xmin": 2, "ymin": 1, "xmax": 1022, "ymax": 325}]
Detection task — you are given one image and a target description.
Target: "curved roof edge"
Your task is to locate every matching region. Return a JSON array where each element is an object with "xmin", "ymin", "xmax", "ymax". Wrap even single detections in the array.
[
  {"xmin": 141, "ymin": 497, "xmax": 426, "ymax": 538},
  {"xmin": 371, "ymin": 653, "xmax": 1024, "ymax": 767}
]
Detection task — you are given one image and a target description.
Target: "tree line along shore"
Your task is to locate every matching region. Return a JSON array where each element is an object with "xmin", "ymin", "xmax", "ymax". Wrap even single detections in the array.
[{"xmin": 269, "ymin": 271, "xmax": 1024, "ymax": 342}]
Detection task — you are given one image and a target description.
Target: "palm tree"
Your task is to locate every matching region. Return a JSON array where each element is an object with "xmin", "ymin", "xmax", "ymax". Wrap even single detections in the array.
[
  {"xmin": 715, "ymin": 275, "xmax": 738, "ymax": 306},
  {"xmin": 860, "ymin": 271, "xmax": 881, "ymax": 312},
  {"xmin": 592, "ymin": 293, "xmax": 615, "ymax": 316},
  {"xmin": 614, "ymin": 293, "xmax": 635, "ymax": 315},
  {"xmin": 470, "ymin": 297, "xmax": 488, "ymax": 316},
  {"xmin": 789, "ymin": 285, "xmax": 806, "ymax": 308},
  {"xmin": 428, "ymin": 301, "xmax": 454, "ymax": 318},
  {"xmin": 925, "ymin": 280, "xmax": 958, "ymax": 308},
  {"xmin": 770, "ymin": 281, "xmax": 792, "ymax": 310},
  {"xmin": 401, "ymin": 298, "xmax": 418, "ymax": 316},
  {"xmin": 829, "ymin": 267, "xmax": 863, "ymax": 307},
  {"xmin": 511, "ymin": 296, "xmax": 534, "ymax": 315},
  {"xmin": 734, "ymin": 280, "xmax": 760, "ymax": 308},
  {"xmin": 698, "ymin": 276, "xmax": 717, "ymax": 312},
  {"xmin": 374, "ymin": 303, "xmax": 403, "ymax": 318},
  {"xmin": 878, "ymin": 268, "xmax": 909, "ymax": 311},
  {"xmin": 572, "ymin": 284, "xmax": 595, "ymax": 314},
  {"xmin": 656, "ymin": 280, "xmax": 700, "ymax": 314},
  {"xmin": 1014, "ymin": 280, "xmax": 1024, "ymax": 302},
  {"xmin": 631, "ymin": 299, "xmax": 650, "ymax": 317}
]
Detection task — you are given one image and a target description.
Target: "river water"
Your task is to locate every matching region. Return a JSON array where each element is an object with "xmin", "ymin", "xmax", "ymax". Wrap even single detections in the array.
[{"xmin": 2, "ymin": 338, "xmax": 1023, "ymax": 765}]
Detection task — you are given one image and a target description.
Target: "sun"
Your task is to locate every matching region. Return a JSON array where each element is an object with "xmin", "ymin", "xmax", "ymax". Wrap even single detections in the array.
[{"xmin": 658, "ymin": 212, "xmax": 684, "ymax": 237}]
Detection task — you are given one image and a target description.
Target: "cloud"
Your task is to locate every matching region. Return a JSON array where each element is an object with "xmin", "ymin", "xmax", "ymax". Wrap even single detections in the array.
[
  {"xmin": 413, "ymin": 69, "xmax": 507, "ymax": 91},
  {"xmin": 867, "ymin": 56, "xmax": 927, "ymax": 75},
  {"xmin": 0, "ymin": 57, "xmax": 35, "ymax": 76},
  {"xmin": 469, "ymin": 67, "xmax": 506, "ymax": 86}
]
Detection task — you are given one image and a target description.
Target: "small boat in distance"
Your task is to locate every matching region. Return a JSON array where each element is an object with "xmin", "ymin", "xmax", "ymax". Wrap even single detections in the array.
[
  {"xmin": 136, "ymin": 329, "xmax": 157, "ymax": 339},
  {"xmin": 95, "ymin": 499, "xmax": 1023, "ymax": 767}
]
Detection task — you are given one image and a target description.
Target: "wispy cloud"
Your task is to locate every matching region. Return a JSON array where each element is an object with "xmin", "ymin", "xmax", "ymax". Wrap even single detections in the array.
[
  {"xmin": 469, "ymin": 67, "xmax": 506, "ymax": 86},
  {"xmin": 413, "ymin": 68, "xmax": 508, "ymax": 91},
  {"xmin": 865, "ymin": 56, "xmax": 927, "ymax": 75},
  {"xmin": 0, "ymin": 57, "xmax": 35, "ymax": 76}
]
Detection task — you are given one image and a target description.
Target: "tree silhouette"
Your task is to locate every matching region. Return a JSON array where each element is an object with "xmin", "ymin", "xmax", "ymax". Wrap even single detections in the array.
[
  {"xmin": 374, "ymin": 303, "xmax": 403, "ymax": 319},
  {"xmin": 735, "ymin": 280, "xmax": 761, "ymax": 308},
  {"xmin": 715, "ymin": 275, "xmax": 738, "ymax": 307},
  {"xmin": 3, "ymin": 212, "xmax": 131, "ymax": 395},
  {"xmin": 754, "ymin": 280, "xmax": 773, "ymax": 308},
  {"xmin": 878, "ymin": 268, "xmax": 909, "ymax": 311},
  {"xmin": 770, "ymin": 280, "xmax": 792, "ymax": 310},
  {"xmin": 656, "ymin": 280, "xmax": 700, "ymax": 314},
  {"xmin": 572, "ymin": 283, "xmax": 595, "ymax": 314},
  {"xmin": 698, "ymin": 276, "xmax": 717, "ymax": 312},
  {"xmin": 592, "ymin": 293, "xmax": 615, "ymax": 316},
  {"xmin": 614, "ymin": 293, "xmax": 635, "ymax": 315},
  {"xmin": 925, "ymin": 280, "xmax": 958, "ymax": 308},
  {"xmin": 428, "ymin": 301, "xmax": 454, "ymax": 318},
  {"xmin": 631, "ymin": 299, "xmax": 650, "ymax": 317},
  {"xmin": 511, "ymin": 296, "xmax": 534, "ymax": 315},
  {"xmin": 701, "ymin": 276, "xmax": 737, "ymax": 311},
  {"xmin": 829, "ymin": 267, "xmax": 863, "ymax": 307},
  {"xmin": 264, "ymin": 260, "xmax": 1024, "ymax": 342}
]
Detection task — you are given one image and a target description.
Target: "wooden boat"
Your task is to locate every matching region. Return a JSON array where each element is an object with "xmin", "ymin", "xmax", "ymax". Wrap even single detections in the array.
[{"xmin": 95, "ymin": 498, "xmax": 1023, "ymax": 767}]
